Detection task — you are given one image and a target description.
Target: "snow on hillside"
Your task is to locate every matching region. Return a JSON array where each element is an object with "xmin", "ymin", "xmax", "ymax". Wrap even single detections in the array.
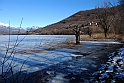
[{"xmin": 25, "ymin": 26, "xmax": 39, "ymax": 31}]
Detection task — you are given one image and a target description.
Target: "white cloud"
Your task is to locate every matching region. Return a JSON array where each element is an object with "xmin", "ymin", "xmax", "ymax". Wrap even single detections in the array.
[{"xmin": 0, "ymin": 22, "xmax": 10, "ymax": 27}]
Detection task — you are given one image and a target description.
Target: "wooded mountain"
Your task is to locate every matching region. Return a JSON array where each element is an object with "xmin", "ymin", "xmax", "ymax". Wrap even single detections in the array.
[
  {"xmin": 30, "ymin": 8, "xmax": 102, "ymax": 35},
  {"xmin": 31, "ymin": 4, "xmax": 123, "ymax": 36}
]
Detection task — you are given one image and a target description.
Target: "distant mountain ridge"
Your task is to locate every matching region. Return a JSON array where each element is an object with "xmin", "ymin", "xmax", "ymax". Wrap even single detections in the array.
[{"xmin": 0, "ymin": 24, "xmax": 39, "ymax": 35}]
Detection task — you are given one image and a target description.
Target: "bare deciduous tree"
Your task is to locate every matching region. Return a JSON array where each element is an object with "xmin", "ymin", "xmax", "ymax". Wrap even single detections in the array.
[
  {"xmin": 118, "ymin": 0, "xmax": 124, "ymax": 35},
  {"xmin": 0, "ymin": 18, "xmax": 30, "ymax": 83},
  {"xmin": 86, "ymin": 27, "xmax": 93, "ymax": 38},
  {"xmin": 96, "ymin": 0, "xmax": 115, "ymax": 37},
  {"xmin": 119, "ymin": 0, "xmax": 124, "ymax": 5},
  {"xmin": 69, "ymin": 24, "xmax": 84, "ymax": 44}
]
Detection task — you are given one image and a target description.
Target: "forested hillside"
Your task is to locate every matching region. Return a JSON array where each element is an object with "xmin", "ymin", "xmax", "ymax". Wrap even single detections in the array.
[{"xmin": 30, "ymin": 3, "xmax": 124, "ymax": 38}]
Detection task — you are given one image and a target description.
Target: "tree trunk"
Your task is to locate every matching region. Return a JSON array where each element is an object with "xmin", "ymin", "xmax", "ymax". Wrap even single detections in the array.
[
  {"xmin": 105, "ymin": 32, "xmax": 107, "ymax": 38},
  {"xmin": 104, "ymin": 30, "xmax": 107, "ymax": 38},
  {"xmin": 75, "ymin": 33, "xmax": 80, "ymax": 44}
]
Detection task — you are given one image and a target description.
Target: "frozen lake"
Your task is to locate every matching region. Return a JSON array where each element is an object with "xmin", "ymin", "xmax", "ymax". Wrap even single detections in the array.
[
  {"xmin": 0, "ymin": 35, "xmax": 123, "ymax": 83},
  {"xmin": 0, "ymin": 35, "xmax": 76, "ymax": 72}
]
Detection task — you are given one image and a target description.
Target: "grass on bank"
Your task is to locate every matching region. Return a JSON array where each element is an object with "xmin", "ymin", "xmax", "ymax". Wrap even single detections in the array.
[{"xmin": 80, "ymin": 33, "xmax": 124, "ymax": 41}]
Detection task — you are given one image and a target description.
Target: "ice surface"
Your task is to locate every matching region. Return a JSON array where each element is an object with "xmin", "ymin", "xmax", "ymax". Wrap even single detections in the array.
[
  {"xmin": 48, "ymin": 73, "xmax": 69, "ymax": 83},
  {"xmin": 0, "ymin": 35, "xmax": 76, "ymax": 73},
  {"xmin": 80, "ymin": 40, "xmax": 122, "ymax": 44},
  {"xmin": 0, "ymin": 35, "xmax": 124, "ymax": 83}
]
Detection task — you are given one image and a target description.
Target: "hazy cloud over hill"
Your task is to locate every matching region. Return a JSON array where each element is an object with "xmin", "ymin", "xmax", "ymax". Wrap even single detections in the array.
[{"xmin": 0, "ymin": 22, "xmax": 10, "ymax": 27}]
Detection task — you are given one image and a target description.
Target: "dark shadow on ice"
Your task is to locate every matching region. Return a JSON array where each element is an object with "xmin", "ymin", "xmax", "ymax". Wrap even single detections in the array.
[{"xmin": 3, "ymin": 40, "xmax": 124, "ymax": 83}]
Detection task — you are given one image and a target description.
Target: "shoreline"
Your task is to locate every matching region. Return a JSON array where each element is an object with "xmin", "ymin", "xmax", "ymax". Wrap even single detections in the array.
[{"xmin": 19, "ymin": 40, "xmax": 124, "ymax": 83}]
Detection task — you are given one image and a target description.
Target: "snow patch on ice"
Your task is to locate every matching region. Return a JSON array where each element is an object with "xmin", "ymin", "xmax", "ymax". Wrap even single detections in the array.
[
  {"xmin": 48, "ymin": 73, "xmax": 69, "ymax": 83},
  {"xmin": 91, "ymin": 46, "xmax": 124, "ymax": 82}
]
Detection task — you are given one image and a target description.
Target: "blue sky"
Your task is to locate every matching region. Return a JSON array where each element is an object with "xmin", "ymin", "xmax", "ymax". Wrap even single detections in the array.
[{"xmin": 0, "ymin": 0, "xmax": 118, "ymax": 28}]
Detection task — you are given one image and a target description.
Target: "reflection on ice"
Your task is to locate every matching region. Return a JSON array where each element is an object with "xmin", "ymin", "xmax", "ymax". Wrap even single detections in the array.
[{"xmin": 81, "ymin": 40, "xmax": 122, "ymax": 44}]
